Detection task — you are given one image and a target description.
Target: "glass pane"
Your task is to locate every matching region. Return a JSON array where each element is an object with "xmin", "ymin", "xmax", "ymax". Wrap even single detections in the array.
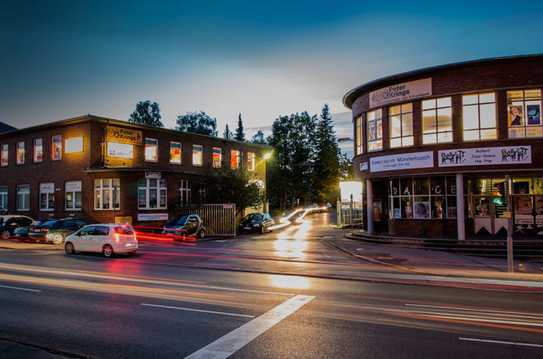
[
  {"xmin": 389, "ymin": 105, "xmax": 401, "ymax": 116},
  {"xmin": 401, "ymin": 103, "xmax": 412, "ymax": 113},
  {"xmin": 437, "ymin": 107, "xmax": 452, "ymax": 131},
  {"xmin": 462, "ymin": 94, "xmax": 478, "ymax": 105},
  {"xmin": 526, "ymin": 101, "xmax": 541, "ymax": 126},
  {"xmin": 526, "ymin": 126, "xmax": 543, "ymax": 138},
  {"xmin": 463, "ymin": 105, "xmax": 479, "ymax": 130},
  {"xmin": 431, "ymin": 177, "xmax": 445, "ymax": 195},
  {"xmin": 403, "ymin": 136, "xmax": 414, "ymax": 146},
  {"xmin": 437, "ymin": 131, "xmax": 453, "ymax": 143},
  {"xmin": 507, "ymin": 90, "xmax": 524, "ymax": 101},
  {"xmin": 75, "ymin": 192, "xmax": 82, "ymax": 209},
  {"xmin": 508, "ymin": 103, "xmax": 524, "ymax": 127},
  {"xmin": 413, "ymin": 197, "xmax": 431, "ymax": 219},
  {"xmin": 149, "ymin": 189, "xmax": 158, "ymax": 208},
  {"xmin": 402, "ymin": 113, "xmax": 413, "ymax": 136},
  {"xmin": 480, "ymin": 103, "xmax": 496, "ymax": 129},
  {"xmin": 390, "ymin": 116, "xmax": 401, "ymax": 138},
  {"xmin": 437, "ymin": 97, "xmax": 451, "ymax": 108},
  {"xmin": 463, "ymin": 130, "xmax": 479, "ymax": 141},
  {"xmin": 525, "ymin": 89, "xmax": 542, "ymax": 100},
  {"xmin": 401, "ymin": 178, "xmax": 412, "ymax": 196},
  {"xmin": 480, "ymin": 128, "xmax": 497, "ymax": 140},
  {"xmin": 422, "ymin": 111, "xmax": 436, "ymax": 134},
  {"xmin": 423, "ymin": 133, "xmax": 436, "ymax": 144},
  {"xmin": 422, "ymin": 99, "xmax": 435, "ymax": 110},
  {"xmin": 160, "ymin": 189, "xmax": 167, "ymax": 207},
  {"xmin": 138, "ymin": 189, "xmax": 146, "ymax": 208},
  {"xmin": 432, "ymin": 197, "xmax": 445, "ymax": 219},
  {"xmin": 103, "ymin": 189, "xmax": 111, "ymax": 209},
  {"xmin": 479, "ymin": 92, "xmax": 495, "ymax": 103},
  {"xmin": 390, "ymin": 138, "xmax": 402, "ymax": 148},
  {"xmin": 401, "ymin": 198, "xmax": 413, "ymax": 218},
  {"xmin": 509, "ymin": 127, "xmax": 525, "ymax": 139},
  {"xmin": 414, "ymin": 178, "xmax": 429, "ymax": 195}
]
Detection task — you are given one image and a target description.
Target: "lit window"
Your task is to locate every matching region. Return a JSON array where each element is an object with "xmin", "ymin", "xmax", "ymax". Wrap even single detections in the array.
[
  {"xmin": 192, "ymin": 144, "xmax": 203, "ymax": 166},
  {"xmin": 33, "ymin": 138, "xmax": 43, "ymax": 163},
  {"xmin": 389, "ymin": 103, "xmax": 413, "ymax": 148},
  {"xmin": 16, "ymin": 184, "xmax": 30, "ymax": 211},
  {"xmin": 65, "ymin": 137, "xmax": 83, "ymax": 153},
  {"xmin": 247, "ymin": 152, "xmax": 256, "ymax": 171},
  {"xmin": 16, "ymin": 141, "xmax": 25, "ymax": 165},
  {"xmin": 39, "ymin": 183, "xmax": 55, "ymax": 211},
  {"xmin": 107, "ymin": 142, "xmax": 133, "ymax": 159},
  {"xmin": 507, "ymin": 89, "xmax": 542, "ymax": 139},
  {"xmin": 230, "ymin": 150, "xmax": 240, "ymax": 169},
  {"xmin": 1, "ymin": 144, "xmax": 8, "ymax": 167},
  {"xmin": 462, "ymin": 92, "xmax": 497, "ymax": 141},
  {"xmin": 179, "ymin": 180, "xmax": 191, "ymax": 207},
  {"xmin": 170, "ymin": 142, "xmax": 182, "ymax": 164},
  {"xmin": 355, "ymin": 116, "xmax": 363, "ymax": 155},
  {"xmin": 422, "ymin": 97, "xmax": 453, "ymax": 144},
  {"xmin": 212, "ymin": 147, "xmax": 222, "ymax": 168},
  {"xmin": 51, "ymin": 135, "xmax": 62, "ymax": 161},
  {"xmin": 366, "ymin": 109, "xmax": 383, "ymax": 152},
  {"xmin": 65, "ymin": 181, "xmax": 82, "ymax": 211},
  {"xmin": 145, "ymin": 138, "xmax": 158, "ymax": 162},
  {"xmin": 0, "ymin": 186, "xmax": 8, "ymax": 211},
  {"xmin": 138, "ymin": 178, "xmax": 167, "ymax": 209},
  {"xmin": 94, "ymin": 178, "xmax": 120, "ymax": 210}
]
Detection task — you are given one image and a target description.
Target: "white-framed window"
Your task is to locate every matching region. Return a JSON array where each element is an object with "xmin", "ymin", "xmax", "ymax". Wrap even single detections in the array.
[
  {"xmin": 16, "ymin": 184, "xmax": 30, "ymax": 211},
  {"xmin": 389, "ymin": 103, "xmax": 414, "ymax": 148},
  {"xmin": 192, "ymin": 144, "xmax": 203, "ymax": 166},
  {"xmin": 422, "ymin": 97, "xmax": 453, "ymax": 144},
  {"xmin": 94, "ymin": 178, "xmax": 120, "ymax": 210},
  {"xmin": 33, "ymin": 138, "xmax": 43, "ymax": 163},
  {"xmin": 507, "ymin": 89, "xmax": 542, "ymax": 138},
  {"xmin": 145, "ymin": 138, "xmax": 158, "ymax": 162},
  {"xmin": 16, "ymin": 141, "xmax": 25, "ymax": 165},
  {"xmin": 170, "ymin": 142, "xmax": 182, "ymax": 164},
  {"xmin": 65, "ymin": 137, "xmax": 83, "ymax": 153},
  {"xmin": 65, "ymin": 181, "xmax": 82, "ymax": 211},
  {"xmin": 366, "ymin": 109, "xmax": 383, "ymax": 152},
  {"xmin": 51, "ymin": 135, "xmax": 62, "ymax": 160},
  {"xmin": 138, "ymin": 178, "xmax": 167, "ymax": 209},
  {"xmin": 1, "ymin": 144, "xmax": 8, "ymax": 167},
  {"xmin": 39, "ymin": 183, "xmax": 55, "ymax": 211},
  {"xmin": 107, "ymin": 142, "xmax": 133, "ymax": 159},
  {"xmin": 179, "ymin": 180, "xmax": 191, "ymax": 207},
  {"xmin": 230, "ymin": 150, "xmax": 240, "ymax": 169},
  {"xmin": 355, "ymin": 116, "xmax": 363, "ymax": 155},
  {"xmin": 0, "ymin": 186, "xmax": 8, "ymax": 211},
  {"xmin": 247, "ymin": 152, "xmax": 256, "ymax": 171},
  {"xmin": 462, "ymin": 92, "xmax": 497, "ymax": 141},
  {"xmin": 212, "ymin": 147, "xmax": 222, "ymax": 168}
]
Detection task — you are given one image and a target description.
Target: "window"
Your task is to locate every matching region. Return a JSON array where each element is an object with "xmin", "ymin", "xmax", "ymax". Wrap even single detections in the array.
[
  {"xmin": 366, "ymin": 109, "xmax": 382, "ymax": 152},
  {"xmin": 462, "ymin": 92, "xmax": 497, "ymax": 141},
  {"xmin": 94, "ymin": 178, "xmax": 120, "ymax": 210},
  {"xmin": 107, "ymin": 142, "xmax": 133, "ymax": 159},
  {"xmin": 507, "ymin": 89, "xmax": 542, "ymax": 138},
  {"xmin": 389, "ymin": 103, "xmax": 413, "ymax": 148},
  {"xmin": 0, "ymin": 186, "xmax": 7, "ymax": 211},
  {"xmin": 16, "ymin": 185, "xmax": 30, "ymax": 211},
  {"xmin": 422, "ymin": 97, "xmax": 452, "ymax": 144},
  {"xmin": 65, "ymin": 137, "xmax": 83, "ymax": 153},
  {"xmin": 138, "ymin": 178, "xmax": 167, "ymax": 209},
  {"xmin": 39, "ymin": 183, "xmax": 55, "ymax": 211},
  {"xmin": 65, "ymin": 181, "xmax": 82, "ymax": 211},
  {"xmin": 1, "ymin": 144, "xmax": 8, "ymax": 167},
  {"xmin": 355, "ymin": 116, "xmax": 363, "ymax": 154},
  {"xmin": 247, "ymin": 152, "xmax": 256, "ymax": 171},
  {"xmin": 170, "ymin": 142, "xmax": 182, "ymax": 164},
  {"xmin": 145, "ymin": 138, "xmax": 158, "ymax": 162},
  {"xmin": 51, "ymin": 135, "xmax": 62, "ymax": 160},
  {"xmin": 231, "ymin": 150, "xmax": 240, "ymax": 169},
  {"xmin": 212, "ymin": 147, "xmax": 222, "ymax": 168},
  {"xmin": 192, "ymin": 144, "xmax": 203, "ymax": 166},
  {"xmin": 179, "ymin": 180, "xmax": 191, "ymax": 207},
  {"xmin": 33, "ymin": 138, "xmax": 43, "ymax": 163},
  {"xmin": 16, "ymin": 141, "xmax": 25, "ymax": 165},
  {"xmin": 198, "ymin": 185, "xmax": 207, "ymax": 204}
]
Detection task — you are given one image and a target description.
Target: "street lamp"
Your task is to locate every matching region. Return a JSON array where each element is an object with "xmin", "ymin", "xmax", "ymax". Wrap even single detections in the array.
[
  {"xmin": 262, "ymin": 151, "xmax": 273, "ymax": 212},
  {"xmin": 263, "ymin": 151, "xmax": 273, "ymax": 161}
]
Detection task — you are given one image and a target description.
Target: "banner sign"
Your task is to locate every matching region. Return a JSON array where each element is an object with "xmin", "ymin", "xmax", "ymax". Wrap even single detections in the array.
[
  {"xmin": 438, "ymin": 146, "xmax": 531, "ymax": 167},
  {"xmin": 370, "ymin": 151, "xmax": 434, "ymax": 173},
  {"xmin": 137, "ymin": 213, "xmax": 169, "ymax": 221},
  {"xmin": 369, "ymin": 78, "xmax": 432, "ymax": 108},
  {"xmin": 105, "ymin": 126, "xmax": 142, "ymax": 145},
  {"xmin": 359, "ymin": 161, "xmax": 369, "ymax": 172}
]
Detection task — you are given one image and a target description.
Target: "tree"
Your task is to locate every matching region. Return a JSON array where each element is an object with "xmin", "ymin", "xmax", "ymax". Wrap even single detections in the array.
[
  {"xmin": 234, "ymin": 113, "xmax": 246, "ymax": 142},
  {"xmin": 251, "ymin": 130, "xmax": 267, "ymax": 145},
  {"xmin": 128, "ymin": 101, "xmax": 163, "ymax": 127},
  {"xmin": 223, "ymin": 124, "xmax": 233, "ymax": 140},
  {"xmin": 176, "ymin": 111, "xmax": 218, "ymax": 136}
]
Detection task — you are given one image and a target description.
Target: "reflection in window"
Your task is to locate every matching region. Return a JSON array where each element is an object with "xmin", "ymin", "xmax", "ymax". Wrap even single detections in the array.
[
  {"xmin": 34, "ymin": 138, "xmax": 43, "ymax": 163},
  {"xmin": 462, "ymin": 93, "xmax": 497, "ymax": 141},
  {"xmin": 16, "ymin": 141, "xmax": 25, "ymax": 165},
  {"xmin": 65, "ymin": 181, "xmax": 82, "ymax": 211},
  {"xmin": 51, "ymin": 135, "xmax": 62, "ymax": 161},
  {"xmin": 366, "ymin": 109, "xmax": 382, "ymax": 152},
  {"xmin": 212, "ymin": 147, "xmax": 222, "ymax": 168},
  {"xmin": 230, "ymin": 150, "xmax": 240, "ymax": 169},
  {"xmin": 94, "ymin": 178, "xmax": 120, "ymax": 210},
  {"xmin": 1, "ymin": 144, "xmax": 8, "ymax": 167},
  {"xmin": 507, "ymin": 89, "xmax": 542, "ymax": 139},
  {"xmin": 422, "ymin": 97, "xmax": 452, "ymax": 144},
  {"xmin": 192, "ymin": 144, "xmax": 203, "ymax": 166},
  {"xmin": 170, "ymin": 142, "xmax": 182, "ymax": 164},
  {"xmin": 145, "ymin": 138, "xmax": 158, "ymax": 162},
  {"xmin": 355, "ymin": 116, "xmax": 363, "ymax": 154},
  {"xmin": 138, "ymin": 178, "xmax": 167, "ymax": 209},
  {"xmin": 389, "ymin": 103, "xmax": 413, "ymax": 148}
]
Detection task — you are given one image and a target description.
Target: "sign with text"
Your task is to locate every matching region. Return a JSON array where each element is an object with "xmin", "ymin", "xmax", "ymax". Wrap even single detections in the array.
[
  {"xmin": 370, "ymin": 151, "xmax": 434, "ymax": 173},
  {"xmin": 359, "ymin": 161, "xmax": 368, "ymax": 172},
  {"xmin": 137, "ymin": 213, "xmax": 169, "ymax": 221},
  {"xmin": 438, "ymin": 146, "xmax": 532, "ymax": 167},
  {"xmin": 369, "ymin": 78, "xmax": 432, "ymax": 108},
  {"xmin": 105, "ymin": 126, "xmax": 143, "ymax": 145}
]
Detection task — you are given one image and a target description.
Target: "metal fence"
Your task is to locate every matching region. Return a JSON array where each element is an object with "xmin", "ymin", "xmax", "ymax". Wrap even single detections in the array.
[
  {"xmin": 177, "ymin": 204, "xmax": 237, "ymax": 237},
  {"xmin": 336, "ymin": 200, "xmax": 364, "ymax": 228}
]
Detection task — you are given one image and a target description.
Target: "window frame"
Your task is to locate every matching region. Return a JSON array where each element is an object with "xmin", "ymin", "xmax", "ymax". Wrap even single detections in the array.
[
  {"xmin": 16, "ymin": 184, "xmax": 30, "ymax": 211},
  {"xmin": 94, "ymin": 178, "xmax": 120, "ymax": 211},
  {"xmin": 179, "ymin": 180, "xmax": 191, "ymax": 207},
  {"xmin": 170, "ymin": 141, "xmax": 182, "ymax": 164},
  {"xmin": 230, "ymin": 149, "xmax": 241, "ymax": 169},
  {"xmin": 33, "ymin": 138, "xmax": 43, "ymax": 163},
  {"xmin": 462, "ymin": 92, "xmax": 497, "ymax": 141},
  {"xmin": 138, "ymin": 178, "xmax": 167, "ymax": 210},
  {"xmin": 1, "ymin": 144, "xmax": 8, "ymax": 167},
  {"xmin": 0, "ymin": 186, "xmax": 8, "ymax": 211},
  {"xmin": 506, "ymin": 89, "xmax": 542, "ymax": 139},
  {"xmin": 421, "ymin": 97, "xmax": 453, "ymax": 145},
  {"xmin": 247, "ymin": 152, "xmax": 256, "ymax": 171},
  {"xmin": 192, "ymin": 144, "xmax": 203, "ymax": 167},
  {"xmin": 389, "ymin": 103, "xmax": 414, "ymax": 148},
  {"xmin": 51, "ymin": 135, "xmax": 62, "ymax": 161},
  {"xmin": 65, "ymin": 181, "xmax": 82, "ymax": 211},
  {"xmin": 144, "ymin": 138, "xmax": 159, "ymax": 162},
  {"xmin": 16, "ymin": 141, "xmax": 25, "ymax": 165},
  {"xmin": 355, "ymin": 116, "xmax": 363, "ymax": 155},
  {"xmin": 212, "ymin": 147, "xmax": 222, "ymax": 168},
  {"xmin": 39, "ymin": 182, "xmax": 55, "ymax": 212},
  {"xmin": 366, "ymin": 109, "xmax": 383, "ymax": 152}
]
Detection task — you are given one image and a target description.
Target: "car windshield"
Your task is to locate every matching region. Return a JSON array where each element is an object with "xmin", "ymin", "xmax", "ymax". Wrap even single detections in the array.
[
  {"xmin": 166, "ymin": 215, "xmax": 188, "ymax": 226},
  {"xmin": 39, "ymin": 220, "xmax": 61, "ymax": 229}
]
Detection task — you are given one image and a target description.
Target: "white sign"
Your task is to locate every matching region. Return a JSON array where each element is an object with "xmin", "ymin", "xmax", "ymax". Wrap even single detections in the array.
[
  {"xmin": 145, "ymin": 172, "xmax": 161, "ymax": 179},
  {"xmin": 359, "ymin": 161, "xmax": 368, "ymax": 172},
  {"xmin": 369, "ymin": 78, "xmax": 432, "ymax": 108},
  {"xmin": 137, "ymin": 213, "xmax": 169, "ymax": 221},
  {"xmin": 370, "ymin": 151, "xmax": 434, "ymax": 173},
  {"xmin": 438, "ymin": 146, "xmax": 531, "ymax": 167},
  {"xmin": 40, "ymin": 183, "xmax": 55, "ymax": 193},
  {"xmin": 107, "ymin": 142, "xmax": 133, "ymax": 159},
  {"xmin": 65, "ymin": 181, "xmax": 81, "ymax": 192}
]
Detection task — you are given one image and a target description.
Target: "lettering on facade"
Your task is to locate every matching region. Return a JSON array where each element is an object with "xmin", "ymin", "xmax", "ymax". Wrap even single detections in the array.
[
  {"xmin": 438, "ymin": 146, "xmax": 532, "ymax": 167},
  {"xmin": 369, "ymin": 78, "xmax": 432, "ymax": 108},
  {"xmin": 501, "ymin": 147, "xmax": 529, "ymax": 162},
  {"xmin": 440, "ymin": 150, "xmax": 465, "ymax": 165}
]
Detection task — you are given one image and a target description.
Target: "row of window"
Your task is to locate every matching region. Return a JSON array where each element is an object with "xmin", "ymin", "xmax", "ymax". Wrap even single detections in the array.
[
  {"xmin": 0, "ymin": 135, "xmax": 83, "ymax": 166},
  {"xmin": 0, "ymin": 182, "xmax": 82, "ymax": 212},
  {"xmin": 356, "ymin": 88, "xmax": 542, "ymax": 154}
]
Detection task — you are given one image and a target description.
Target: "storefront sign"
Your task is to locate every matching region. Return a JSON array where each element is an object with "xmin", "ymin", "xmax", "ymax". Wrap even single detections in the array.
[
  {"xmin": 105, "ymin": 126, "xmax": 142, "ymax": 145},
  {"xmin": 369, "ymin": 78, "xmax": 432, "ymax": 108},
  {"xmin": 359, "ymin": 161, "xmax": 368, "ymax": 172},
  {"xmin": 370, "ymin": 151, "xmax": 434, "ymax": 173},
  {"xmin": 65, "ymin": 181, "xmax": 81, "ymax": 192},
  {"xmin": 137, "ymin": 213, "xmax": 168, "ymax": 221},
  {"xmin": 115, "ymin": 216, "xmax": 133, "ymax": 225},
  {"xmin": 40, "ymin": 183, "xmax": 55, "ymax": 192},
  {"xmin": 438, "ymin": 146, "xmax": 532, "ymax": 167}
]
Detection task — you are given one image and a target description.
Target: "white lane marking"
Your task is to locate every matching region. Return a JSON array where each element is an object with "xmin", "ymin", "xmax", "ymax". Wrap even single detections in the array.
[
  {"xmin": 141, "ymin": 303, "xmax": 255, "ymax": 319},
  {"xmin": 459, "ymin": 337, "xmax": 543, "ymax": 348},
  {"xmin": 419, "ymin": 313, "xmax": 543, "ymax": 328},
  {"xmin": 0, "ymin": 283, "xmax": 41, "ymax": 293},
  {"xmin": 405, "ymin": 303, "xmax": 543, "ymax": 319},
  {"xmin": 185, "ymin": 294, "xmax": 315, "ymax": 359}
]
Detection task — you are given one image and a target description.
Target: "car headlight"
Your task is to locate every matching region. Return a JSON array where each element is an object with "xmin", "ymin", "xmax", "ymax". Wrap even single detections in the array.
[{"xmin": 253, "ymin": 223, "xmax": 260, "ymax": 227}]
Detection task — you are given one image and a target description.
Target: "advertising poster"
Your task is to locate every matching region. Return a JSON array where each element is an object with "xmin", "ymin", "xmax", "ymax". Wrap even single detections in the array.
[
  {"xmin": 413, "ymin": 201, "xmax": 430, "ymax": 219},
  {"xmin": 514, "ymin": 196, "xmax": 534, "ymax": 224},
  {"xmin": 527, "ymin": 103, "xmax": 541, "ymax": 125},
  {"xmin": 508, "ymin": 105, "xmax": 524, "ymax": 126},
  {"xmin": 535, "ymin": 196, "xmax": 543, "ymax": 225}
]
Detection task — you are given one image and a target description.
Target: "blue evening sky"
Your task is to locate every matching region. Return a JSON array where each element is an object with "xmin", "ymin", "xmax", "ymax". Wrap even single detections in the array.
[{"xmin": 1, "ymin": 0, "xmax": 543, "ymax": 132}]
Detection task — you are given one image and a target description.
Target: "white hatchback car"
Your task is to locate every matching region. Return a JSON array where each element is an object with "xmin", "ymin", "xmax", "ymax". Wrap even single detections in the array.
[{"xmin": 64, "ymin": 224, "xmax": 138, "ymax": 257}]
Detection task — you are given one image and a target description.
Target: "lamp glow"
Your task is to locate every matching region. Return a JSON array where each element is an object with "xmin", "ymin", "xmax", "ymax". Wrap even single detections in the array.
[
  {"xmin": 263, "ymin": 151, "xmax": 273, "ymax": 160},
  {"xmin": 65, "ymin": 137, "xmax": 83, "ymax": 153}
]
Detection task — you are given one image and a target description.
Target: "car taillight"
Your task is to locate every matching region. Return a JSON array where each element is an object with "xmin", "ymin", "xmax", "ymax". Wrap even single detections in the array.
[{"xmin": 114, "ymin": 233, "xmax": 120, "ymax": 243}]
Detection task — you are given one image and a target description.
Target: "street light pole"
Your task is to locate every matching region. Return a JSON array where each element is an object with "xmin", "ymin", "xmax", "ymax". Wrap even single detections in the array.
[{"xmin": 505, "ymin": 175, "xmax": 514, "ymax": 273}]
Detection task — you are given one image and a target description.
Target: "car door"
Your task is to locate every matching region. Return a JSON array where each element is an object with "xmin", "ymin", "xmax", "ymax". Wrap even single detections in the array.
[
  {"xmin": 73, "ymin": 226, "xmax": 94, "ymax": 252},
  {"xmin": 87, "ymin": 226, "xmax": 110, "ymax": 253}
]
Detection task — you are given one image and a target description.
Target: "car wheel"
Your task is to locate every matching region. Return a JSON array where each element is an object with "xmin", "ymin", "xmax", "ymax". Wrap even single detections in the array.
[
  {"xmin": 197, "ymin": 229, "xmax": 205, "ymax": 239},
  {"xmin": 102, "ymin": 245, "xmax": 114, "ymax": 258},
  {"xmin": 1, "ymin": 230, "xmax": 10, "ymax": 240},
  {"xmin": 52, "ymin": 234, "xmax": 64, "ymax": 245},
  {"xmin": 64, "ymin": 242, "xmax": 75, "ymax": 255}
]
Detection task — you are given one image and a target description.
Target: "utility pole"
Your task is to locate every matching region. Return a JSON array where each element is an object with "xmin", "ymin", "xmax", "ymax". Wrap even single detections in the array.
[{"xmin": 505, "ymin": 175, "xmax": 514, "ymax": 273}]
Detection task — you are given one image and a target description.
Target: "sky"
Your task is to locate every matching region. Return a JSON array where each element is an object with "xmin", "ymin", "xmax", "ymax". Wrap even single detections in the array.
[{"xmin": 2, "ymin": 0, "xmax": 543, "ymax": 134}]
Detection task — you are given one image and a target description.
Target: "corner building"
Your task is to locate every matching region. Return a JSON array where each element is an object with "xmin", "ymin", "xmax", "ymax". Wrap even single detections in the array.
[{"xmin": 344, "ymin": 54, "xmax": 543, "ymax": 239}]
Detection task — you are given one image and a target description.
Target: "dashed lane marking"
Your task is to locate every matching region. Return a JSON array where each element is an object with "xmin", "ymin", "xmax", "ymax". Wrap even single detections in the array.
[
  {"xmin": 0, "ymin": 283, "xmax": 41, "ymax": 293},
  {"xmin": 141, "ymin": 303, "xmax": 255, "ymax": 318},
  {"xmin": 459, "ymin": 337, "xmax": 543, "ymax": 348}
]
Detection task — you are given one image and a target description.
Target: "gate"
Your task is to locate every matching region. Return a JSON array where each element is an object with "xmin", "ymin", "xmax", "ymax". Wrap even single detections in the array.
[
  {"xmin": 336, "ymin": 200, "xmax": 364, "ymax": 228},
  {"xmin": 177, "ymin": 204, "xmax": 236, "ymax": 237}
]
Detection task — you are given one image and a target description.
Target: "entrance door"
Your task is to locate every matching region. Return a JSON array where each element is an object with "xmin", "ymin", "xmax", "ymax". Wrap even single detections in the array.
[{"xmin": 472, "ymin": 178, "xmax": 508, "ymax": 236}]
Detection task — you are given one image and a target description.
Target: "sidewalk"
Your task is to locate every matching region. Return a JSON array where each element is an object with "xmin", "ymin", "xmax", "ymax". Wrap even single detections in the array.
[{"xmin": 0, "ymin": 239, "xmax": 61, "ymax": 250}]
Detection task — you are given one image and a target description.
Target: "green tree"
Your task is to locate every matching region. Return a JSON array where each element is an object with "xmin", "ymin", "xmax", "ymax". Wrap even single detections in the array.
[
  {"xmin": 129, "ymin": 101, "xmax": 163, "ymax": 127},
  {"xmin": 251, "ymin": 130, "xmax": 267, "ymax": 144},
  {"xmin": 223, "ymin": 124, "xmax": 233, "ymax": 140},
  {"xmin": 234, "ymin": 113, "xmax": 246, "ymax": 142},
  {"xmin": 176, "ymin": 111, "xmax": 218, "ymax": 136}
]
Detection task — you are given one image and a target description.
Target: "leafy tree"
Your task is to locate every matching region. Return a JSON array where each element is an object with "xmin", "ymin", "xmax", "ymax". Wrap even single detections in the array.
[
  {"xmin": 128, "ymin": 101, "xmax": 163, "ymax": 127},
  {"xmin": 223, "ymin": 124, "xmax": 233, "ymax": 140},
  {"xmin": 251, "ymin": 130, "xmax": 267, "ymax": 145},
  {"xmin": 176, "ymin": 111, "xmax": 218, "ymax": 136},
  {"xmin": 234, "ymin": 113, "xmax": 246, "ymax": 142},
  {"xmin": 339, "ymin": 152, "xmax": 354, "ymax": 180}
]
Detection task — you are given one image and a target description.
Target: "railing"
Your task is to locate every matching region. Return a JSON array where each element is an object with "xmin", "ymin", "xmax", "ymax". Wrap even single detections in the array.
[
  {"xmin": 177, "ymin": 204, "xmax": 237, "ymax": 237},
  {"xmin": 337, "ymin": 201, "xmax": 364, "ymax": 228}
]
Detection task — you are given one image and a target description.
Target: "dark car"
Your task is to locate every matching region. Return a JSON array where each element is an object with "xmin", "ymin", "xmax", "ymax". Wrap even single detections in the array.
[
  {"xmin": 163, "ymin": 214, "xmax": 206, "ymax": 239},
  {"xmin": 0, "ymin": 215, "xmax": 35, "ymax": 240},
  {"xmin": 239, "ymin": 213, "xmax": 274, "ymax": 234},
  {"xmin": 29, "ymin": 218, "xmax": 88, "ymax": 244}
]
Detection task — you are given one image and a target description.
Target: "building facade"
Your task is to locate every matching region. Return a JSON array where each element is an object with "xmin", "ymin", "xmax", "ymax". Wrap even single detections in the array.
[
  {"xmin": 0, "ymin": 115, "xmax": 269, "ymax": 225},
  {"xmin": 344, "ymin": 54, "xmax": 543, "ymax": 239}
]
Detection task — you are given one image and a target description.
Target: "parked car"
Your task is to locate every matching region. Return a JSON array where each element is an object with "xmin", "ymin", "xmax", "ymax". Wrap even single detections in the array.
[
  {"xmin": 0, "ymin": 215, "xmax": 35, "ymax": 240},
  {"xmin": 239, "ymin": 213, "xmax": 275, "ymax": 234},
  {"xmin": 64, "ymin": 224, "xmax": 138, "ymax": 257},
  {"xmin": 163, "ymin": 214, "xmax": 206, "ymax": 239},
  {"xmin": 29, "ymin": 218, "xmax": 88, "ymax": 244}
]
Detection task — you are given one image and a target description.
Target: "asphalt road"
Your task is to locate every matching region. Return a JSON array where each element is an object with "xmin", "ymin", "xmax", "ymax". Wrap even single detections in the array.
[{"xmin": 0, "ymin": 213, "xmax": 541, "ymax": 358}]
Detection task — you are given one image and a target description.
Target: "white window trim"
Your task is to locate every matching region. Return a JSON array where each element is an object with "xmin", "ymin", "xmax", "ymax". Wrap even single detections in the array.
[
  {"xmin": 145, "ymin": 138, "xmax": 159, "ymax": 162},
  {"xmin": 65, "ymin": 181, "xmax": 83, "ymax": 211},
  {"xmin": 462, "ymin": 92, "xmax": 497, "ymax": 142},
  {"xmin": 0, "ymin": 187, "xmax": 8, "ymax": 211},
  {"xmin": 94, "ymin": 178, "xmax": 120, "ymax": 211},
  {"xmin": 138, "ymin": 178, "xmax": 167, "ymax": 210},
  {"xmin": 192, "ymin": 144, "xmax": 203, "ymax": 167},
  {"xmin": 16, "ymin": 185, "xmax": 30, "ymax": 211},
  {"xmin": 39, "ymin": 183, "xmax": 55, "ymax": 212}
]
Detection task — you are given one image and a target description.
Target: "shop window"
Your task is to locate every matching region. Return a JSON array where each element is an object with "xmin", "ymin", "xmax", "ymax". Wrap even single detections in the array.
[
  {"xmin": 94, "ymin": 178, "xmax": 120, "ymax": 210},
  {"xmin": 16, "ymin": 141, "xmax": 25, "ymax": 165},
  {"xmin": 65, "ymin": 137, "xmax": 83, "ymax": 153},
  {"xmin": 355, "ymin": 116, "xmax": 363, "ymax": 155},
  {"xmin": 145, "ymin": 138, "xmax": 158, "ymax": 162},
  {"xmin": 1, "ymin": 144, "xmax": 8, "ymax": 167},
  {"xmin": 107, "ymin": 142, "xmax": 133, "ymax": 159},
  {"xmin": 51, "ymin": 135, "xmax": 62, "ymax": 161},
  {"xmin": 33, "ymin": 138, "xmax": 43, "ymax": 163},
  {"xmin": 231, "ymin": 150, "xmax": 240, "ymax": 169},
  {"xmin": 170, "ymin": 142, "xmax": 182, "ymax": 164},
  {"xmin": 65, "ymin": 181, "xmax": 82, "ymax": 211},
  {"xmin": 138, "ymin": 178, "xmax": 167, "ymax": 209},
  {"xmin": 0, "ymin": 186, "xmax": 8, "ymax": 211},
  {"xmin": 247, "ymin": 152, "xmax": 256, "ymax": 171},
  {"xmin": 212, "ymin": 147, "xmax": 222, "ymax": 168},
  {"xmin": 462, "ymin": 92, "xmax": 497, "ymax": 141},
  {"xmin": 507, "ymin": 89, "xmax": 542, "ymax": 138},
  {"xmin": 192, "ymin": 144, "xmax": 203, "ymax": 167},
  {"xmin": 389, "ymin": 103, "xmax": 413, "ymax": 148},
  {"xmin": 422, "ymin": 97, "xmax": 452, "ymax": 144},
  {"xmin": 39, "ymin": 183, "xmax": 55, "ymax": 211},
  {"xmin": 179, "ymin": 180, "xmax": 191, "ymax": 207},
  {"xmin": 16, "ymin": 184, "xmax": 30, "ymax": 211},
  {"xmin": 366, "ymin": 109, "xmax": 383, "ymax": 152}
]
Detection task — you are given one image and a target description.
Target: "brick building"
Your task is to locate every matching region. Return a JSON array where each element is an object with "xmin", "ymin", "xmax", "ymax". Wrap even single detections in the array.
[
  {"xmin": 343, "ymin": 54, "xmax": 543, "ymax": 239},
  {"xmin": 0, "ymin": 115, "xmax": 270, "ymax": 225}
]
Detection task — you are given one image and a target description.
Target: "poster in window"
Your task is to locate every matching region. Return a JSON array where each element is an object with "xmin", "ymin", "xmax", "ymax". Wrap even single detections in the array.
[
  {"xmin": 535, "ymin": 196, "xmax": 543, "ymax": 225},
  {"xmin": 413, "ymin": 201, "xmax": 430, "ymax": 219},
  {"xmin": 508, "ymin": 105, "xmax": 523, "ymax": 126},
  {"xmin": 514, "ymin": 196, "xmax": 534, "ymax": 224},
  {"xmin": 526, "ymin": 103, "xmax": 541, "ymax": 125},
  {"xmin": 368, "ymin": 121, "xmax": 377, "ymax": 141}
]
